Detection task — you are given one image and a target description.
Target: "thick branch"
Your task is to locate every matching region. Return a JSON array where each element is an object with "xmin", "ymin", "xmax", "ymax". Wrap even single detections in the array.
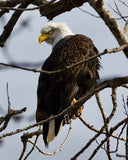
[
  {"xmin": 39, "ymin": 0, "xmax": 88, "ymax": 20},
  {"xmin": 0, "ymin": 0, "xmax": 22, "ymax": 17},
  {"xmin": 88, "ymin": 0, "xmax": 128, "ymax": 58},
  {"xmin": 0, "ymin": 0, "xmax": 22, "ymax": 7}
]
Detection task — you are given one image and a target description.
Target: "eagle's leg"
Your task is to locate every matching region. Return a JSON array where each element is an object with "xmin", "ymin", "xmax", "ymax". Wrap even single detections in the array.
[
  {"xmin": 63, "ymin": 98, "xmax": 83, "ymax": 126},
  {"xmin": 71, "ymin": 98, "xmax": 83, "ymax": 119}
]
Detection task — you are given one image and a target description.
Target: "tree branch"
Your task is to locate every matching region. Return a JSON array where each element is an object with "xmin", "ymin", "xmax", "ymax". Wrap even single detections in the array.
[
  {"xmin": 88, "ymin": 0, "xmax": 128, "ymax": 58},
  {"xmin": 39, "ymin": 0, "xmax": 88, "ymax": 20},
  {"xmin": 0, "ymin": 0, "xmax": 54, "ymax": 11},
  {"xmin": 0, "ymin": 75, "xmax": 127, "ymax": 140},
  {"xmin": 79, "ymin": 116, "xmax": 126, "ymax": 141},
  {"xmin": 0, "ymin": 0, "xmax": 22, "ymax": 17},
  {"xmin": 72, "ymin": 114, "xmax": 128, "ymax": 160},
  {"xmin": 0, "ymin": 43, "xmax": 128, "ymax": 73},
  {"xmin": 0, "ymin": 84, "xmax": 26, "ymax": 132},
  {"xmin": 0, "ymin": 0, "xmax": 33, "ymax": 47}
]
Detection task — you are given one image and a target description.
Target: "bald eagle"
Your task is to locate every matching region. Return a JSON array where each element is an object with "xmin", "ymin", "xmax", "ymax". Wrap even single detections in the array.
[{"xmin": 36, "ymin": 22, "xmax": 100, "ymax": 146}]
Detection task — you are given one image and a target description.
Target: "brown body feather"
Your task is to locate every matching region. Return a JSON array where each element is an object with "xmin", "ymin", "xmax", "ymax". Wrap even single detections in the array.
[{"xmin": 36, "ymin": 34, "xmax": 100, "ymax": 146}]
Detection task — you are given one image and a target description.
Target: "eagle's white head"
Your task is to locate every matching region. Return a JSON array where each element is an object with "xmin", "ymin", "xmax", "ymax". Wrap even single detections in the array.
[{"xmin": 39, "ymin": 22, "xmax": 74, "ymax": 47}]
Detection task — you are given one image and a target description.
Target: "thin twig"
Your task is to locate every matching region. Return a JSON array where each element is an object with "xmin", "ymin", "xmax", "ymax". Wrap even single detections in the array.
[
  {"xmin": 88, "ymin": 119, "xmax": 128, "ymax": 160},
  {"xmin": 79, "ymin": 116, "xmax": 126, "ymax": 141},
  {"xmin": 72, "ymin": 87, "xmax": 127, "ymax": 160},
  {"xmin": 71, "ymin": 124, "xmax": 108, "ymax": 160},
  {"xmin": 95, "ymin": 92, "xmax": 112, "ymax": 159},
  {"xmin": 100, "ymin": 123, "xmax": 127, "ymax": 154},
  {"xmin": 95, "ymin": 92, "xmax": 106, "ymax": 123},
  {"xmin": 115, "ymin": 124, "xmax": 126, "ymax": 153},
  {"xmin": 108, "ymin": 88, "xmax": 118, "ymax": 122},
  {"xmin": 23, "ymin": 135, "xmax": 39, "ymax": 160},
  {"xmin": 88, "ymin": 0, "xmax": 128, "ymax": 58},
  {"xmin": 78, "ymin": 7, "xmax": 100, "ymax": 18},
  {"xmin": 113, "ymin": 0, "xmax": 127, "ymax": 22},
  {"xmin": 119, "ymin": 0, "xmax": 128, "ymax": 8},
  {"xmin": 0, "ymin": 84, "xmax": 26, "ymax": 132},
  {"xmin": 19, "ymin": 141, "xmax": 27, "ymax": 160},
  {"xmin": 27, "ymin": 120, "xmax": 72, "ymax": 155},
  {"xmin": 69, "ymin": 0, "xmax": 100, "ymax": 18},
  {"xmin": 0, "ymin": 43, "xmax": 128, "ymax": 74},
  {"xmin": 108, "ymin": 3, "xmax": 128, "ymax": 20},
  {"xmin": 6, "ymin": 83, "xmax": 11, "ymax": 111}
]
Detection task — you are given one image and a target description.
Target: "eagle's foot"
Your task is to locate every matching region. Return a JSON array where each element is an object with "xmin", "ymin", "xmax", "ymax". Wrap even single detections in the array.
[
  {"xmin": 72, "ymin": 106, "xmax": 83, "ymax": 119},
  {"xmin": 63, "ymin": 98, "xmax": 83, "ymax": 125},
  {"xmin": 71, "ymin": 98, "xmax": 83, "ymax": 119}
]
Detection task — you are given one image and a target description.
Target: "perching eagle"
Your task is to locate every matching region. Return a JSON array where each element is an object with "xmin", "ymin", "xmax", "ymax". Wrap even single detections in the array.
[{"xmin": 36, "ymin": 22, "xmax": 100, "ymax": 146}]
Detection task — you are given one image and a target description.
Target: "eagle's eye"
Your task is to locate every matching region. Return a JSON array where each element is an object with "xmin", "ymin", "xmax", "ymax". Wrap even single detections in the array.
[
  {"xmin": 48, "ymin": 31, "xmax": 52, "ymax": 34},
  {"xmin": 48, "ymin": 28, "xmax": 55, "ymax": 35}
]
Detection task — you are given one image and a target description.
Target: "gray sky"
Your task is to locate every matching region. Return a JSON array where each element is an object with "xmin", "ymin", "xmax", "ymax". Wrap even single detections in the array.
[{"xmin": 0, "ymin": 1, "xmax": 128, "ymax": 159}]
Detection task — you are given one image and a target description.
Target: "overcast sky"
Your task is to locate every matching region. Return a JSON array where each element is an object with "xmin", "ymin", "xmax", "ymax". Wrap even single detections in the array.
[{"xmin": 0, "ymin": 1, "xmax": 128, "ymax": 159}]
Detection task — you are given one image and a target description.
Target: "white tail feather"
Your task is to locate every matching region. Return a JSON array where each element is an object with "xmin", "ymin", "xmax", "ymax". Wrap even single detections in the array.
[
  {"xmin": 47, "ymin": 119, "xmax": 55, "ymax": 143},
  {"xmin": 47, "ymin": 118, "xmax": 63, "ymax": 144}
]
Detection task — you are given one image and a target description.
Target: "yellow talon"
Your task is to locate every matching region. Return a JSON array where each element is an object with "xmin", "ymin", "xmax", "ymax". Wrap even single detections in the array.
[
  {"xmin": 79, "ymin": 106, "xmax": 83, "ymax": 114},
  {"xmin": 73, "ymin": 115, "xmax": 77, "ymax": 119},
  {"xmin": 71, "ymin": 98, "xmax": 83, "ymax": 119},
  {"xmin": 71, "ymin": 98, "xmax": 77, "ymax": 104}
]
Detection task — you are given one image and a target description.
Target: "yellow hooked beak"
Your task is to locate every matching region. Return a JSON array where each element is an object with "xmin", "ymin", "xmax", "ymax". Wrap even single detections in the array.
[{"xmin": 39, "ymin": 33, "xmax": 50, "ymax": 44}]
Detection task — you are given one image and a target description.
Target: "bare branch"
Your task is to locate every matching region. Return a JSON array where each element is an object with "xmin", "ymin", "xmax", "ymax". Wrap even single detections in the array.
[
  {"xmin": 0, "ymin": 0, "xmax": 23, "ymax": 7},
  {"xmin": 0, "ymin": 75, "xmax": 127, "ymax": 140},
  {"xmin": 113, "ymin": 124, "xmax": 126, "ymax": 154},
  {"xmin": 79, "ymin": 116, "xmax": 126, "ymax": 142},
  {"xmin": 79, "ymin": 116, "xmax": 99, "ymax": 132},
  {"xmin": 88, "ymin": 0, "xmax": 128, "ymax": 58},
  {"xmin": 117, "ymin": 153, "xmax": 128, "ymax": 158},
  {"xmin": 0, "ymin": 43, "xmax": 128, "ymax": 74},
  {"xmin": 39, "ymin": 0, "xmax": 88, "ymax": 20},
  {"xmin": 113, "ymin": 0, "xmax": 127, "ymax": 22},
  {"xmin": 23, "ymin": 135, "xmax": 39, "ymax": 160},
  {"xmin": 78, "ymin": 7, "xmax": 100, "ymax": 18},
  {"xmin": 0, "ymin": 0, "xmax": 22, "ymax": 17},
  {"xmin": 0, "ymin": 0, "xmax": 33, "ymax": 47},
  {"xmin": 119, "ymin": 0, "xmax": 128, "ymax": 8},
  {"xmin": 0, "ymin": 107, "xmax": 26, "ymax": 132},
  {"xmin": 95, "ymin": 89, "xmax": 118, "ymax": 160},
  {"xmin": 73, "ymin": 115, "xmax": 128, "ymax": 160},
  {"xmin": 0, "ymin": 0, "xmax": 55, "ymax": 11},
  {"xmin": 71, "ymin": 124, "xmax": 107, "ymax": 160},
  {"xmin": 21, "ymin": 121, "xmax": 72, "ymax": 156},
  {"xmin": 108, "ymin": 88, "xmax": 117, "ymax": 121},
  {"xmin": 124, "ymin": 21, "xmax": 128, "ymax": 34},
  {"xmin": 0, "ymin": 84, "xmax": 26, "ymax": 132},
  {"xmin": 95, "ymin": 92, "xmax": 106, "ymax": 123},
  {"xmin": 19, "ymin": 140, "xmax": 27, "ymax": 160}
]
